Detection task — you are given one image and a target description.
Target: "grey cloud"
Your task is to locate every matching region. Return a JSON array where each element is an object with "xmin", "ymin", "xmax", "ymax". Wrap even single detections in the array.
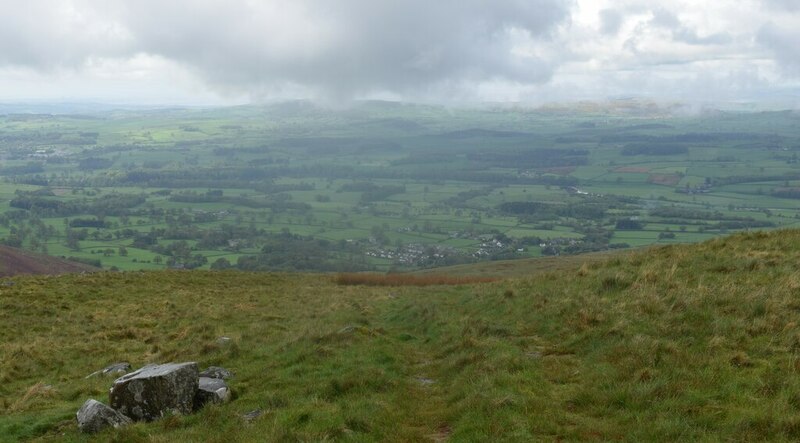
[
  {"xmin": 758, "ymin": 23, "xmax": 800, "ymax": 75},
  {"xmin": 650, "ymin": 8, "xmax": 731, "ymax": 45},
  {"xmin": 0, "ymin": 0, "xmax": 572, "ymax": 100},
  {"xmin": 763, "ymin": 0, "xmax": 800, "ymax": 11},
  {"xmin": 599, "ymin": 9, "xmax": 624, "ymax": 35},
  {"xmin": 1, "ymin": 0, "xmax": 795, "ymax": 105},
  {"xmin": 28, "ymin": 0, "xmax": 569, "ymax": 100},
  {"xmin": 0, "ymin": 1, "xmax": 131, "ymax": 69},
  {"xmin": 673, "ymin": 29, "xmax": 732, "ymax": 45}
]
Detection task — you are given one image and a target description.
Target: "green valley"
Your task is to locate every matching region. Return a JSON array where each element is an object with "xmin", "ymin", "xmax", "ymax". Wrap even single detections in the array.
[{"xmin": 0, "ymin": 102, "xmax": 798, "ymax": 273}]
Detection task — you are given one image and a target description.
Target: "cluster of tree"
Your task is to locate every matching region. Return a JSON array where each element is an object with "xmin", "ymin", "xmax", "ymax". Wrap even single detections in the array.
[
  {"xmin": 10, "ymin": 191, "xmax": 146, "ymax": 217},
  {"xmin": 614, "ymin": 219, "xmax": 643, "ymax": 230},
  {"xmin": 541, "ymin": 224, "xmax": 628, "ymax": 256},
  {"xmin": 67, "ymin": 256, "xmax": 102, "ymax": 267},
  {"xmin": 69, "ymin": 218, "xmax": 110, "ymax": 228},
  {"xmin": 338, "ymin": 182, "xmax": 406, "ymax": 203},
  {"xmin": 600, "ymin": 132, "xmax": 758, "ymax": 144},
  {"xmin": 7, "ymin": 158, "xmax": 584, "ymax": 190},
  {"xmin": 252, "ymin": 182, "xmax": 315, "ymax": 193},
  {"xmin": 466, "ymin": 148, "xmax": 589, "ymax": 168},
  {"xmin": 145, "ymin": 240, "xmax": 208, "ymax": 269},
  {"xmin": 78, "ymin": 157, "xmax": 114, "ymax": 170},
  {"xmin": 621, "ymin": 143, "xmax": 689, "ymax": 156},
  {"xmin": 710, "ymin": 220, "xmax": 775, "ymax": 230},
  {"xmin": 195, "ymin": 224, "xmax": 262, "ymax": 250},
  {"xmin": 772, "ymin": 188, "xmax": 800, "ymax": 199},
  {"xmin": 235, "ymin": 232, "xmax": 370, "ymax": 272},
  {"xmin": 166, "ymin": 190, "xmax": 309, "ymax": 212},
  {"xmin": 712, "ymin": 173, "xmax": 800, "ymax": 187},
  {"xmin": 650, "ymin": 206, "xmax": 776, "ymax": 228},
  {"xmin": 443, "ymin": 186, "xmax": 498, "ymax": 208},
  {"xmin": 650, "ymin": 207, "xmax": 724, "ymax": 220},
  {"xmin": 0, "ymin": 162, "xmax": 45, "ymax": 175},
  {"xmin": 498, "ymin": 196, "xmax": 636, "ymax": 222}
]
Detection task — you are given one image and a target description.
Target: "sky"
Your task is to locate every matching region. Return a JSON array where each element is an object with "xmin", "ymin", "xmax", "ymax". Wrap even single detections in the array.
[{"xmin": 0, "ymin": 0, "xmax": 798, "ymax": 107}]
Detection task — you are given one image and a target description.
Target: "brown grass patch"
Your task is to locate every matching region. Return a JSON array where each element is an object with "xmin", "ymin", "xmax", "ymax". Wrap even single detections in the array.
[
  {"xmin": 8, "ymin": 382, "xmax": 56, "ymax": 412},
  {"xmin": 648, "ymin": 174, "xmax": 682, "ymax": 186},
  {"xmin": 334, "ymin": 273, "xmax": 498, "ymax": 287}
]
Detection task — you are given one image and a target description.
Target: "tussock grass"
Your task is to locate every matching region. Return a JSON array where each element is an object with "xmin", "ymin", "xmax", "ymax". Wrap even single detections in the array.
[
  {"xmin": 334, "ymin": 273, "xmax": 497, "ymax": 286},
  {"xmin": 5, "ymin": 230, "xmax": 800, "ymax": 440},
  {"xmin": 7, "ymin": 382, "xmax": 57, "ymax": 413}
]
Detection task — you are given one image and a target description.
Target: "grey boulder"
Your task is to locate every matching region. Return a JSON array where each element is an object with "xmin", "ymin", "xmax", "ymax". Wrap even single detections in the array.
[
  {"xmin": 110, "ymin": 362, "xmax": 198, "ymax": 421},
  {"xmin": 76, "ymin": 399, "xmax": 132, "ymax": 433},
  {"xmin": 194, "ymin": 377, "xmax": 231, "ymax": 409}
]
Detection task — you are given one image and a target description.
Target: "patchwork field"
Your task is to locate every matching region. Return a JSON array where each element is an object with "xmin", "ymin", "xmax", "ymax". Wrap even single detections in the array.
[{"xmin": 0, "ymin": 102, "xmax": 798, "ymax": 272}]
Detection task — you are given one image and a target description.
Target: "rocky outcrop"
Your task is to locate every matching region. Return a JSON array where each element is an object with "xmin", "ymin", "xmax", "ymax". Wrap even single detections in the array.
[
  {"xmin": 76, "ymin": 399, "xmax": 132, "ymax": 433},
  {"xmin": 109, "ymin": 362, "xmax": 199, "ymax": 422},
  {"xmin": 77, "ymin": 361, "xmax": 235, "ymax": 433}
]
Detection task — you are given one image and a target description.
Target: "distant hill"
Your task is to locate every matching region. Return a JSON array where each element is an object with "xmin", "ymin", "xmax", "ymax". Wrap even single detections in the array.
[{"xmin": 0, "ymin": 245, "xmax": 97, "ymax": 277}]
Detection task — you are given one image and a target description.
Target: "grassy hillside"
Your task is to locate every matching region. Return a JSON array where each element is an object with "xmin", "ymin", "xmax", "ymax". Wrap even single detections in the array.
[
  {"xmin": 0, "ymin": 245, "xmax": 96, "ymax": 277},
  {"xmin": 3, "ymin": 230, "xmax": 800, "ymax": 441},
  {"xmin": 410, "ymin": 249, "xmax": 624, "ymax": 278}
]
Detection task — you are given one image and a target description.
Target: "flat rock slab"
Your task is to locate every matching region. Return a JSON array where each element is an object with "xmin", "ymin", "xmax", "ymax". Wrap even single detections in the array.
[
  {"xmin": 85, "ymin": 362, "xmax": 131, "ymax": 379},
  {"xmin": 242, "ymin": 409, "xmax": 263, "ymax": 423},
  {"xmin": 110, "ymin": 362, "xmax": 198, "ymax": 422},
  {"xmin": 76, "ymin": 399, "xmax": 132, "ymax": 433},
  {"xmin": 199, "ymin": 366, "xmax": 233, "ymax": 380},
  {"xmin": 194, "ymin": 377, "xmax": 231, "ymax": 410}
]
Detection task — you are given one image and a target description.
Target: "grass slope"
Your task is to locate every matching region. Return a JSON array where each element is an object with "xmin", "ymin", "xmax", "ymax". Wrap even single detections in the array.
[
  {"xmin": 2, "ymin": 230, "xmax": 800, "ymax": 441},
  {"xmin": 411, "ymin": 249, "xmax": 624, "ymax": 278},
  {"xmin": 0, "ymin": 245, "xmax": 96, "ymax": 277}
]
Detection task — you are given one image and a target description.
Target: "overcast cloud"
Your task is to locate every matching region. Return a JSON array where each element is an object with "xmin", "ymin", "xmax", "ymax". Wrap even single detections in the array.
[{"xmin": 0, "ymin": 0, "xmax": 797, "ymax": 106}]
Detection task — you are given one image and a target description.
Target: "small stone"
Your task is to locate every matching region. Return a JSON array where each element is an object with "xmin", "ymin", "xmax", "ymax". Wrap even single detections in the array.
[
  {"xmin": 103, "ymin": 362, "xmax": 131, "ymax": 375},
  {"xmin": 194, "ymin": 377, "xmax": 231, "ymax": 410},
  {"xmin": 86, "ymin": 362, "xmax": 132, "ymax": 379},
  {"xmin": 242, "ymin": 409, "xmax": 263, "ymax": 423},
  {"xmin": 337, "ymin": 325, "xmax": 356, "ymax": 334},
  {"xmin": 76, "ymin": 399, "xmax": 132, "ymax": 433},
  {"xmin": 199, "ymin": 366, "xmax": 233, "ymax": 380},
  {"xmin": 415, "ymin": 377, "xmax": 435, "ymax": 386},
  {"xmin": 216, "ymin": 337, "xmax": 232, "ymax": 346}
]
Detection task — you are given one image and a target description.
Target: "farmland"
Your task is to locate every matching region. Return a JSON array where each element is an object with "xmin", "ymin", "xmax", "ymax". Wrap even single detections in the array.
[{"xmin": 0, "ymin": 101, "xmax": 798, "ymax": 272}]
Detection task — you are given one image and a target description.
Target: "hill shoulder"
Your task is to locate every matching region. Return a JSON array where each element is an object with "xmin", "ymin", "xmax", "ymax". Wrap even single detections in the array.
[
  {"xmin": 0, "ymin": 245, "xmax": 97, "ymax": 277},
  {"xmin": 412, "ymin": 248, "xmax": 628, "ymax": 278}
]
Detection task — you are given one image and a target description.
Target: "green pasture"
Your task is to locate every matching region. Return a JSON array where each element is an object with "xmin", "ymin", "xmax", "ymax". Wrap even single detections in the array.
[{"xmin": 0, "ymin": 104, "xmax": 798, "ymax": 271}]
